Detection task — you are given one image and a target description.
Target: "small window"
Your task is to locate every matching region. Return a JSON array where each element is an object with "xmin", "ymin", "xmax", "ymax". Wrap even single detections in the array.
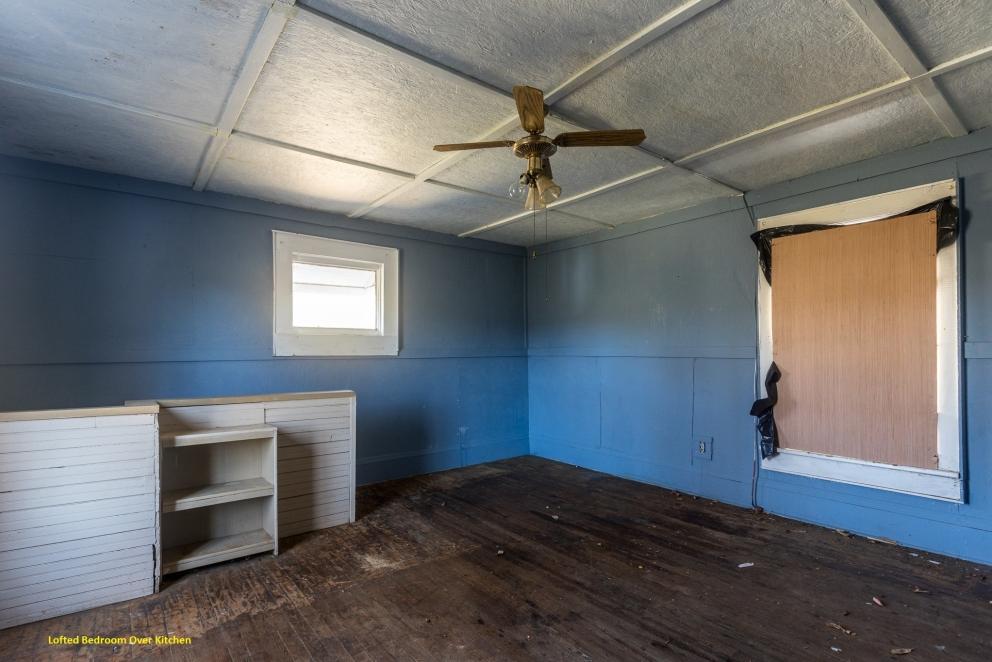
[{"xmin": 273, "ymin": 231, "xmax": 398, "ymax": 356}]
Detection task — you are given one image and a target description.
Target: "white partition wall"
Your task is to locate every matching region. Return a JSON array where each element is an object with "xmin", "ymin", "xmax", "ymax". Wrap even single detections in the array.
[{"xmin": 0, "ymin": 406, "xmax": 159, "ymax": 629}]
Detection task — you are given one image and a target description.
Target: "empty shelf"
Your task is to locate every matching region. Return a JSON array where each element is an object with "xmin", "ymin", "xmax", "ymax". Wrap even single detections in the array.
[
  {"xmin": 162, "ymin": 530, "xmax": 274, "ymax": 574},
  {"xmin": 162, "ymin": 477, "xmax": 274, "ymax": 513},
  {"xmin": 160, "ymin": 424, "xmax": 277, "ymax": 448}
]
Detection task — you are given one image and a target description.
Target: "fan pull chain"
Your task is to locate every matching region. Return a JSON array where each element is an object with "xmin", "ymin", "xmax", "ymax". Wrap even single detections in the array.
[{"xmin": 544, "ymin": 207, "xmax": 550, "ymax": 302}]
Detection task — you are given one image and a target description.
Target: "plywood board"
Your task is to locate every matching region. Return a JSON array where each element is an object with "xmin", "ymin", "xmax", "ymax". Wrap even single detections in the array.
[{"xmin": 772, "ymin": 210, "xmax": 937, "ymax": 468}]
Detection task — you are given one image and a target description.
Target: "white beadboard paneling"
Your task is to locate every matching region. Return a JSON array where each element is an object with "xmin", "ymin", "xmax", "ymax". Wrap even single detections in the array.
[
  {"xmin": 271, "ymin": 418, "xmax": 352, "ymax": 435},
  {"xmin": 279, "ymin": 464, "xmax": 352, "ymax": 489},
  {"xmin": 280, "ymin": 499, "xmax": 350, "ymax": 526},
  {"xmin": 277, "ymin": 429, "xmax": 352, "ymax": 446},
  {"xmin": 0, "ymin": 476, "xmax": 155, "ymax": 512},
  {"xmin": 278, "ymin": 441, "xmax": 351, "ymax": 460},
  {"xmin": 280, "ymin": 474, "xmax": 350, "ymax": 500},
  {"xmin": 0, "ymin": 408, "xmax": 157, "ymax": 629},
  {"xmin": 281, "ymin": 512, "xmax": 350, "ymax": 537},
  {"xmin": 0, "ymin": 579, "xmax": 151, "ymax": 631},
  {"xmin": 278, "ymin": 487, "xmax": 351, "ymax": 513},
  {"xmin": 279, "ymin": 452, "xmax": 352, "ymax": 474},
  {"xmin": 154, "ymin": 395, "xmax": 357, "ymax": 547},
  {"xmin": 264, "ymin": 404, "xmax": 351, "ymax": 423},
  {"xmin": 0, "ymin": 458, "xmax": 154, "ymax": 492},
  {"xmin": 0, "ymin": 529, "xmax": 155, "ymax": 574},
  {"xmin": 0, "ymin": 546, "xmax": 148, "ymax": 592}
]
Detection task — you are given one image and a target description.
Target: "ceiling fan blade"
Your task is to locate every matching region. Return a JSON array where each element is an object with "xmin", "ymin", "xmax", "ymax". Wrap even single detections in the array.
[
  {"xmin": 512, "ymin": 85, "xmax": 546, "ymax": 134},
  {"xmin": 552, "ymin": 129, "xmax": 646, "ymax": 147},
  {"xmin": 433, "ymin": 140, "xmax": 515, "ymax": 152}
]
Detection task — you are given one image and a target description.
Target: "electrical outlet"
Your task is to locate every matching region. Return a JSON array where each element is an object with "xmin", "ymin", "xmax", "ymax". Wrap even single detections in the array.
[{"xmin": 693, "ymin": 436, "xmax": 713, "ymax": 462}]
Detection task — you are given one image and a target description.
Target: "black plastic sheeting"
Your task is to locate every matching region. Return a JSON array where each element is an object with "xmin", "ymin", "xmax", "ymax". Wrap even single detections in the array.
[
  {"xmin": 750, "ymin": 197, "xmax": 959, "ymax": 284},
  {"xmin": 750, "ymin": 362, "xmax": 781, "ymax": 459},
  {"xmin": 747, "ymin": 197, "xmax": 958, "ymax": 457}
]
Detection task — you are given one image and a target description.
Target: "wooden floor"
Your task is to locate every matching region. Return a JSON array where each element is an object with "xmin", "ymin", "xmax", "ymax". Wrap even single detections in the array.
[{"xmin": 3, "ymin": 456, "xmax": 991, "ymax": 661}]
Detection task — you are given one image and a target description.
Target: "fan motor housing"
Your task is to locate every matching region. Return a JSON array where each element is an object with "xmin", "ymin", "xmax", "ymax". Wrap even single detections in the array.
[{"xmin": 512, "ymin": 134, "xmax": 557, "ymax": 160}]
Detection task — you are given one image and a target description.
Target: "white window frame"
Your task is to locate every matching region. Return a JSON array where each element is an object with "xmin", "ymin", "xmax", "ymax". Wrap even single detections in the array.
[
  {"xmin": 756, "ymin": 180, "xmax": 962, "ymax": 501},
  {"xmin": 273, "ymin": 230, "xmax": 399, "ymax": 356}
]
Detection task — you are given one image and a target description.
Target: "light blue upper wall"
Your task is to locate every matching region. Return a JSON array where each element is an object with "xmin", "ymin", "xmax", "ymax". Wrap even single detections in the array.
[
  {"xmin": 0, "ymin": 156, "xmax": 529, "ymax": 485},
  {"xmin": 528, "ymin": 201, "xmax": 759, "ymax": 507},
  {"xmin": 528, "ymin": 128, "xmax": 992, "ymax": 564}
]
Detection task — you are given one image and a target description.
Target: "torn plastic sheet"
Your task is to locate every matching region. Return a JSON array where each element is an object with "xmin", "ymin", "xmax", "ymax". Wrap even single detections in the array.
[
  {"xmin": 750, "ymin": 362, "xmax": 781, "ymax": 459},
  {"xmin": 750, "ymin": 197, "xmax": 959, "ymax": 284}
]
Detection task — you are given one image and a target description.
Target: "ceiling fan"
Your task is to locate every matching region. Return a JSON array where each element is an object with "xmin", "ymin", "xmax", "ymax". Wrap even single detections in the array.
[{"xmin": 433, "ymin": 85, "xmax": 646, "ymax": 210}]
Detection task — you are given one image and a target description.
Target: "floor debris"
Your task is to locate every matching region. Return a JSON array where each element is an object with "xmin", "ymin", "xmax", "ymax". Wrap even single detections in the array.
[
  {"xmin": 737, "ymin": 562, "xmax": 755, "ymax": 568},
  {"xmin": 890, "ymin": 648, "xmax": 913, "ymax": 655},
  {"xmin": 872, "ymin": 596, "xmax": 885, "ymax": 607},
  {"xmin": 826, "ymin": 622, "xmax": 856, "ymax": 636}
]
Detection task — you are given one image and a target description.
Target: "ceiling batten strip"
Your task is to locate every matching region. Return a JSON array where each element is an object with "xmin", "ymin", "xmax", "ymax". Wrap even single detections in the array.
[
  {"xmin": 460, "ymin": 165, "xmax": 668, "ymax": 237},
  {"xmin": 676, "ymin": 44, "xmax": 992, "ymax": 168},
  {"xmin": 192, "ymin": 0, "xmax": 298, "ymax": 192},
  {"xmin": 842, "ymin": 0, "xmax": 967, "ymax": 137},
  {"xmin": 341, "ymin": 0, "xmax": 734, "ymax": 220},
  {"xmin": 233, "ymin": 131, "xmax": 416, "ymax": 179},
  {"xmin": 540, "ymin": 0, "xmax": 723, "ymax": 106},
  {"xmin": 0, "ymin": 75, "xmax": 215, "ymax": 134}
]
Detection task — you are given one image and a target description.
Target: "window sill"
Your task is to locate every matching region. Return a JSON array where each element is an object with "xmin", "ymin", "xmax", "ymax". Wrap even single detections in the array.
[
  {"xmin": 762, "ymin": 449, "xmax": 962, "ymax": 502},
  {"xmin": 273, "ymin": 332, "xmax": 398, "ymax": 357}
]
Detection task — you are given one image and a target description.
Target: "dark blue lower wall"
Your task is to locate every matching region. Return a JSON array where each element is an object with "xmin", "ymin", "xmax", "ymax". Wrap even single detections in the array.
[
  {"xmin": 528, "ymin": 129, "xmax": 992, "ymax": 564},
  {"xmin": 0, "ymin": 157, "xmax": 529, "ymax": 485}
]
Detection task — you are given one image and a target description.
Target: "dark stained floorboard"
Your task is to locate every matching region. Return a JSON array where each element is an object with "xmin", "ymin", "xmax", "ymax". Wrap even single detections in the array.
[{"xmin": 2, "ymin": 456, "xmax": 990, "ymax": 661}]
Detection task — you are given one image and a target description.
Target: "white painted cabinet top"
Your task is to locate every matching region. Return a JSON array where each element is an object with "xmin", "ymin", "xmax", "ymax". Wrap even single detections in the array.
[
  {"xmin": 127, "ymin": 390, "xmax": 355, "ymax": 407},
  {"xmin": 0, "ymin": 404, "xmax": 159, "ymax": 423}
]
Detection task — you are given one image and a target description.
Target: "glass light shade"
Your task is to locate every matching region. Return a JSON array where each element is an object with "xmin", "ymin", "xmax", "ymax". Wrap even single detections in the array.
[
  {"xmin": 535, "ymin": 174, "xmax": 561, "ymax": 204},
  {"xmin": 508, "ymin": 179, "xmax": 529, "ymax": 200}
]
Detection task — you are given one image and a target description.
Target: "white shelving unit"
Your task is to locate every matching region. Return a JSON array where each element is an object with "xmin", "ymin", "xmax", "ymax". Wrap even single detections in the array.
[{"xmin": 159, "ymin": 423, "xmax": 278, "ymax": 575}]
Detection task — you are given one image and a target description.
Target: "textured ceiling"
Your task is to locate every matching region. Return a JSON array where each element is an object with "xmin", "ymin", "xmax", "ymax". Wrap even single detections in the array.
[{"xmin": 0, "ymin": 0, "xmax": 990, "ymax": 246}]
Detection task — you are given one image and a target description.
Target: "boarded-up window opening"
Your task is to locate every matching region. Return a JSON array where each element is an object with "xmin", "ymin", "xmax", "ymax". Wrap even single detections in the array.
[{"xmin": 771, "ymin": 209, "xmax": 937, "ymax": 469}]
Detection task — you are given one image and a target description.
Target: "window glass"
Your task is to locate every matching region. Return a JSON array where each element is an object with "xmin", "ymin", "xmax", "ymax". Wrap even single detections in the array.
[{"xmin": 292, "ymin": 262, "xmax": 377, "ymax": 329}]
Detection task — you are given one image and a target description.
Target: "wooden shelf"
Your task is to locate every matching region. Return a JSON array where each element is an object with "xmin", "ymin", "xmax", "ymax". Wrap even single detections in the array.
[
  {"xmin": 162, "ymin": 530, "xmax": 274, "ymax": 574},
  {"xmin": 162, "ymin": 478, "xmax": 274, "ymax": 513},
  {"xmin": 161, "ymin": 424, "xmax": 277, "ymax": 448}
]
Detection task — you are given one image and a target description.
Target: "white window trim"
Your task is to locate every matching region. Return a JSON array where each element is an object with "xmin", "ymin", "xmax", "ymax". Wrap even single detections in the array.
[
  {"xmin": 756, "ymin": 180, "xmax": 962, "ymax": 501},
  {"xmin": 273, "ymin": 230, "xmax": 399, "ymax": 356}
]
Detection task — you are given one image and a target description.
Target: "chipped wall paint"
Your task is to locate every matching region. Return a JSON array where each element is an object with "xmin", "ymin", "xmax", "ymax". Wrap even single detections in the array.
[{"xmin": 0, "ymin": 155, "xmax": 529, "ymax": 485}]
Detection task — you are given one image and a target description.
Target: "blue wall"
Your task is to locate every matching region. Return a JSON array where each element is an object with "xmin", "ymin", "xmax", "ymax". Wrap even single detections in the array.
[
  {"xmin": 0, "ymin": 156, "xmax": 529, "ymax": 485},
  {"xmin": 528, "ymin": 129, "xmax": 992, "ymax": 564}
]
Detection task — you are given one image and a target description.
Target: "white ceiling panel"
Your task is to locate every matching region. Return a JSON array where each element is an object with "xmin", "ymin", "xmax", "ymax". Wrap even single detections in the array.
[
  {"xmin": 935, "ymin": 60, "xmax": 992, "ymax": 132},
  {"xmin": 475, "ymin": 211, "xmax": 606, "ymax": 247},
  {"xmin": 877, "ymin": 0, "xmax": 992, "ymax": 67},
  {"xmin": 434, "ymin": 117, "xmax": 664, "ymax": 199},
  {"xmin": 302, "ymin": 0, "xmax": 684, "ymax": 91},
  {"xmin": 684, "ymin": 89, "xmax": 946, "ymax": 191},
  {"xmin": 0, "ymin": 0, "xmax": 271, "ymax": 124},
  {"xmin": 237, "ymin": 10, "xmax": 516, "ymax": 174},
  {"xmin": 555, "ymin": 0, "xmax": 905, "ymax": 160},
  {"xmin": 364, "ymin": 183, "xmax": 522, "ymax": 235},
  {"xmin": 0, "ymin": 80, "xmax": 208, "ymax": 186},
  {"xmin": 207, "ymin": 135, "xmax": 410, "ymax": 215},
  {"xmin": 557, "ymin": 168, "xmax": 738, "ymax": 225}
]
